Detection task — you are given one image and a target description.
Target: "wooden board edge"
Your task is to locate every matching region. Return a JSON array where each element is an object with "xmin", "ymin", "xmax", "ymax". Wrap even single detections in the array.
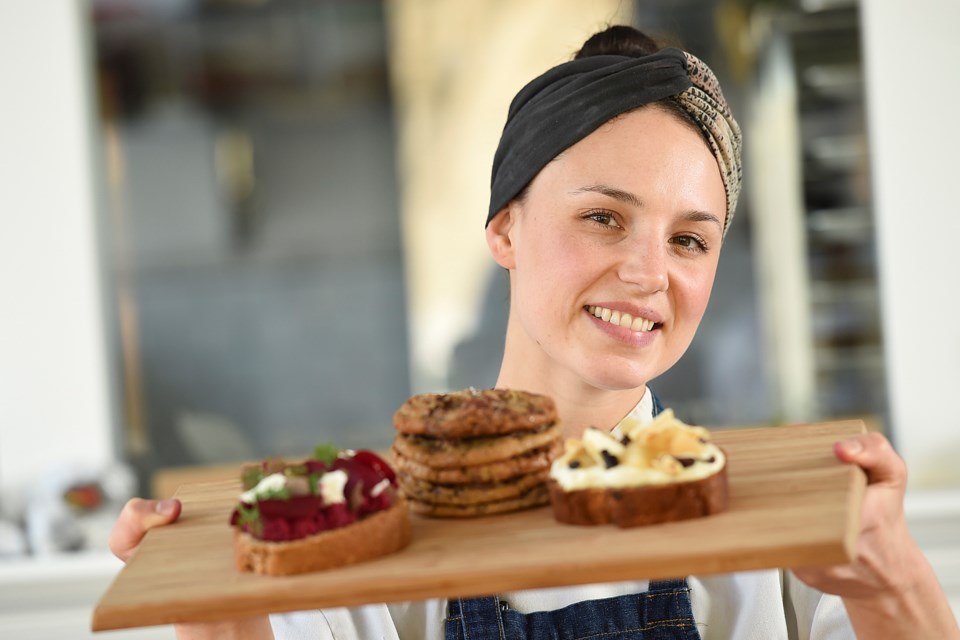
[
  {"xmin": 90, "ymin": 532, "xmax": 855, "ymax": 631},
  {"xmin": 842, "ymin": 463, "xmax": 868, "ymax": 562},
  {"xmin": 92, "ymin": 589, "xmax": 268, "ymax": 631},
  {"xmin": 840, "ymin": 420, "xmax": 868, "ymax": 563}
]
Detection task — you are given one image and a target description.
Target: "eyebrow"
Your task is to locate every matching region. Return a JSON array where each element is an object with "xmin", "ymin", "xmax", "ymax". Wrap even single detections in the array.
[
  {"xmin": 571, "ymin": 184, "xmax": 643, "ymax": 208},
  {"xmin": 571, "ymin": 183, "xmax": 723, "ymax": 230},
  {"xmin": 683, "ymin": 210, "xmax": 724, "ymax": 230}
]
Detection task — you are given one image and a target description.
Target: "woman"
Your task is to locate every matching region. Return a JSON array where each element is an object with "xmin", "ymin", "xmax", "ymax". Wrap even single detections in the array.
[{"xmin": 110, "ymin": 25, "xmax": 959, "ymax": 639}]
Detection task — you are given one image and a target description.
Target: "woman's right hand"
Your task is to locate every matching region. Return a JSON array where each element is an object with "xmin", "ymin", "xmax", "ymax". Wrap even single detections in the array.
[
  {"xmin": 108, "ymin": 498, "xmax": 274, "ymax": 638},
  {"xmin": 108, "ymin": 497, "xmax": 181, "ymax": 562}
]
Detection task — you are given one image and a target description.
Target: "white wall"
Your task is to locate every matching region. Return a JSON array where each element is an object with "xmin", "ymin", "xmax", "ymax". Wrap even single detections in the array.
[
  {"xmin": 0, "ymin": 2, "xmax": 114, "ymax": 492},
  {"xmin": 861, "ymin": 2, "xmax": 960, "ymax": 490}
]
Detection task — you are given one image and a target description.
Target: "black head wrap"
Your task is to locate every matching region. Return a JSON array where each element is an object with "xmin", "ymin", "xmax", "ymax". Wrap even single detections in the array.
[{"xmin": 487, "ymin": 47, "xmax": 742, "ymax": 234}]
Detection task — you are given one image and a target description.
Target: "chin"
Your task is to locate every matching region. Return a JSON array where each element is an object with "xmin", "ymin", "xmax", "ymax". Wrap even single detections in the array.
[
  {"xmin": 577, "ymin": 362, "xmax": 659, "ymax": 392},
  {"xmin": 574, "ymin": 351, "xmax": 678, "ymax": 392}
]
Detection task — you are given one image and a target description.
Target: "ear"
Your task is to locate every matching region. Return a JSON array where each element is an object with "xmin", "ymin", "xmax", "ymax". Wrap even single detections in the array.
[{"xmin": 486, "ymin": 204, "xmax": 518, "ymax": 269}]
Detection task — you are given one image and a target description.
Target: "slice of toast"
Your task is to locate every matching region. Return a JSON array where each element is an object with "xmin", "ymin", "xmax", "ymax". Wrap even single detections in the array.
[
  {"xmin": 234, "ymin": 496, "xmax": 411, "ymax": 576},
  {"xmin": 547, "ymin": 465, "xmax": 728, "ymax": 528}
]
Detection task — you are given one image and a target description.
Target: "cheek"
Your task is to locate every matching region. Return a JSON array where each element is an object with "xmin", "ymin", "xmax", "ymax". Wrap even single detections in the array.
[
  {"xmin": 673, "ymin": 265, "xmax": 717, "ymax": 328},
  {"xmin": 518, "ymin": 223, "xmax": 594, "ymax": 293},
  {"xmin": 512, "ymin": 230, "xmax": 602, "ymax": 341}
]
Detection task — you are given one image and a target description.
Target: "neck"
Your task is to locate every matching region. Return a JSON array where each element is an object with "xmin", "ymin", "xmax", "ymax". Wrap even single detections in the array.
[{"xmin": 495, "ymin": 319, "xmax": 647, "ymax": 439}]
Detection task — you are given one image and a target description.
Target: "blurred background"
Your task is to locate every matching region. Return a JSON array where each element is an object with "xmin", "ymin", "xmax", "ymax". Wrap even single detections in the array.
[{"xmin": 0, "ymin": 0, "xmax": 958, "ymax": 637}]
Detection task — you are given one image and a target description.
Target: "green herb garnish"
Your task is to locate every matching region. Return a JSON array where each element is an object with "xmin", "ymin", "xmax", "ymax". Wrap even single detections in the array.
[
  {"xmin": 241, "ymin": 466, "xmax": 265, "ymax": 491},
  {"xmin": 236, "ymin": 502, "xmax": 260, "ymax": 527},
  {"xmin": 236, "ymin": 503, "xmax": 263, "ymax": 537},
  {"xmin": 284, "ymin": 463, "xmax": 307, "ymax": 477},
  {"xmin": 313, "ymin": 443, "xmax": 340, "ymax": 465},
  {"xmin": 308, "ymin": 473, "xmax": 320, "ymax": 496},
  {"xmin": 258, "ymin": 486, "xmax": 290, "ymax": 501}
]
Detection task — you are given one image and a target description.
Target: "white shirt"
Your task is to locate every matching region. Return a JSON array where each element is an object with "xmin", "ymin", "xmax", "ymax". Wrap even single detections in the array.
[{"xmin": 269, "ymin": 389, "xmax": 855, "ymax": 640}]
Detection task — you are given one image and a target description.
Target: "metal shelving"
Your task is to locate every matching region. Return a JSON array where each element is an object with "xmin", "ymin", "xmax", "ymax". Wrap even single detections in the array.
[
  {"xmin": 747, "ymin": 0, "xmax": 887, "ymax": 425},
  {"xmin": 790, "ymin": 1, "xmax": 887, "ymax": 423}
]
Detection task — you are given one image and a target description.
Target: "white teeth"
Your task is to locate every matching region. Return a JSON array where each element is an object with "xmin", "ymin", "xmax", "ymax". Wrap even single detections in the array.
[{"xmin": 587, "ymin": 306, "xmax": 657, "ymax": 333}]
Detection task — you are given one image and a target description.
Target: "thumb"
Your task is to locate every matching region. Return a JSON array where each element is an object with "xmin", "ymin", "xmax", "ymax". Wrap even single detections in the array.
[
  {"xmin": 109, "ymin": 497, "xmax": 181, "ymax": 562},
  {"xmin": 834, "ymin": 432, "xmax": 906, "ymax": 488}
]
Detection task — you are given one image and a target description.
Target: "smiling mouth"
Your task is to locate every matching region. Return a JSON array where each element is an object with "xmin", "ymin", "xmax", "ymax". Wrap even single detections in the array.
[{"xmin": 585, "ymin": 305, "xmax": 662, "ymax": 332}]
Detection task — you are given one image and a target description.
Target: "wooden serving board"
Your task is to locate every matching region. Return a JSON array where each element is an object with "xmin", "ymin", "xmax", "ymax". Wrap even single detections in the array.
[{"xmin": 92, "ymin": 420, "xmax": 866, "ymax": 631}]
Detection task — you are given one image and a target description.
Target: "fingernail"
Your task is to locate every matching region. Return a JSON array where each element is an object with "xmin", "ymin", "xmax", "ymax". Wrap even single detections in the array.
[
  {"xmin": 841, "ymin": 439, "xmax": 863, "ymax": 456},
  {"xmin": 156, "ymin": 499, "xmax": 177, "ymax": 515}
]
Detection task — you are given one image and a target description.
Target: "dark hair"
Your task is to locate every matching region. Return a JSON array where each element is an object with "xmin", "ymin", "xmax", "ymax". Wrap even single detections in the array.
[
  {"xmin": 573, "ymin": 25, "xmax": 707, "ymax": 142},
  {"xmin": 573, "ymin": 25, "xmax": 661, "ymax": 59}
]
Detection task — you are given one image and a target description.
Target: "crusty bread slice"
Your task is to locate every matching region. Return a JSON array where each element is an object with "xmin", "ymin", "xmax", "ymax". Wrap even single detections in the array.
[
  {"xmin": 234, "ymin": 497, "xmax": 411, "ymax": 576},
  {"xmin": 547, "ymin": 464, "xmax": 728, "ymax": 528}
]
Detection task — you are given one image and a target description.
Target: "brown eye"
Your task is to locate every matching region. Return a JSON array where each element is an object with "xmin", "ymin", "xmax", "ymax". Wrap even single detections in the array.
[
  {"xmin": 670, "ymin": 234, "xmax": 708, "ymax": 252},
  {"xmin": 585, "ymin": 210, "xmax": 619, "ymax": 227}
]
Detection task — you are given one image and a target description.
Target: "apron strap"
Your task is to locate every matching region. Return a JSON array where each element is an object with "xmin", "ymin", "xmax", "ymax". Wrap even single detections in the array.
[{"xmin": 446, "ymin": 595, "xmax": 506, "ymax": 640}]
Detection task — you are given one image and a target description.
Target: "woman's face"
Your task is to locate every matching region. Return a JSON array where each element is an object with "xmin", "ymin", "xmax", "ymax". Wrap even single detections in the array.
[{"xmin": 489, "ymin": 106, "xmax": 727, "ymax": 392}]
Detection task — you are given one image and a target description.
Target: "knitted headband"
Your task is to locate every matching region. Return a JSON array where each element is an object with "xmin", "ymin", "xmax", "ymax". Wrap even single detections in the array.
[{"xmin": 487, "ymin": 47, "xmax": 742, "ymax": 236}]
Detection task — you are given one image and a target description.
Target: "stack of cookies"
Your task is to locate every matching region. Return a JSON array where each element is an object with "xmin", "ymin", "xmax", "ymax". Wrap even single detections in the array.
[{"xmin": 391, "ymin": 388, "xmax": 562, "ymax": 517}]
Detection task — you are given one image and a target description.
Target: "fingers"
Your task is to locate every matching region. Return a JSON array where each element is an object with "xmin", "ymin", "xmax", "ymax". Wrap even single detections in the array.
[
  {"xmin": 108, "ymin": 497, "xmax": 181, "ymax": 562},
  {"xmin": 175, "ymin": 616, "xmax": 275, "ymax": 639},
  {"xmin": 834, "ymin": 432, "xmax": 907, "ymax": 488},
  {"xmin": 791, "ymin": 564, "xmax": 860, "ymax": 596}
]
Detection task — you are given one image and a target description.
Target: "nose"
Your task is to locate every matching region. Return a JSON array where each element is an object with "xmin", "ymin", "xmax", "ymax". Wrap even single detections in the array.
[{"xmin": 616, "ymin": 236, "xmax": 668, "ymax": 293}]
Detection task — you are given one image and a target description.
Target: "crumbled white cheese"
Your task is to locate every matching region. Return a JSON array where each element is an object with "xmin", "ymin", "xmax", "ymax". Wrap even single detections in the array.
[
  {"xmin": 370, "ymin": 478, "xmax": 390, "ymax": 498},
  {"xmin": 239, "ymin": 472, "xmax": 287, "ymax": 503},
  {"xmin": 551, "ymin": 447, "xmax": 725, "ymax": 491},
  {"xmin": 319, "ymin": 469, "xmax": 348, "ymax": 504},
  {"xmin": 551, "ymin": 409, "xmax": 725, "ymax": 491}
]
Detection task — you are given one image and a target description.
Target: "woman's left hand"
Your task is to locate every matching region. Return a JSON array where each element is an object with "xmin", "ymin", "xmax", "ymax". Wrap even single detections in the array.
[
  {"xmin": 793, "ymin": 432, "xmax": 911, "ymax": 598},
  {"xmin": 792, "ymin": 432, "xmax": 959, "ymax": 638}
]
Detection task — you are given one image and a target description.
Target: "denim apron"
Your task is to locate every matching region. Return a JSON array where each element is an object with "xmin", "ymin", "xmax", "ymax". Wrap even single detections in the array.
[{"xmin": 444, "ymin": 392, "xmax": 701, "ymax": 640}]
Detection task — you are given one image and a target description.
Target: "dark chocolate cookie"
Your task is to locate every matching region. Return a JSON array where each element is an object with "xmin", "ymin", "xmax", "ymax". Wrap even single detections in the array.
[
  {"xmin": 393, "ymin": 388, "xmax": 557, "ymax": 437},
  {"xmin": 397, "ymin": 469, "xmax": 550, "ymax": 505},
  {"xmin": 391, "ymin": 440, "xmax": 561, "ymax": 483},
  {"xmin": 392, "ymin": 423, "xmax": 562, "ymax": 468},
  {"xmin": 406, "ymin": 485, "xmax": 550, "ymax": 518}
]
